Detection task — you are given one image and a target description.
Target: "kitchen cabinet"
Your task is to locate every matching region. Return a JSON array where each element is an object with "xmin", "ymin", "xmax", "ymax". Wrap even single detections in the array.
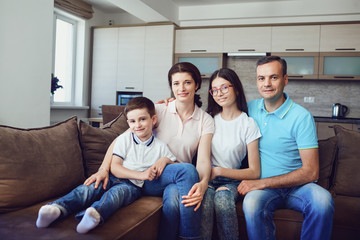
[
  {"xmin": 91, "ymin": 24, "xmax": 174, "ymax": 117},
  {"xmin": 271, "ymin": 25, "xmax": 320, "ymax": 52},
  {"xmin": 223, "ymin": 27, "xmax": 271, "ymax": 53},
  {"xmin": 143, "ymin": 25, "xmax": 174, "ymax": 102},
  {"xmin": 91, "ymin": 28, "xmax": 118, "ymax": 117},
  {"xmin": 117, "ymin": 26, "xmax": 145, "ymax": 91},
  {"xmin": 175, "ymin": 28, "xmax": 223, "ymax": 53},
  {"xmin": 320, "ymin": 24, "xmax": 360, "ymax": 52}
]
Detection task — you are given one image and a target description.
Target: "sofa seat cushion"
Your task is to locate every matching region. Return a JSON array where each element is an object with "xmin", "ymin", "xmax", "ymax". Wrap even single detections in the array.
[
  {"xmin": 79, "ymin": 113, "xmax": 128, "ymax": 177},
  {"xmin": 0, "ymin": 196, "xmax": 163, "ymax": 240},
  {"xmin": 332, "ymin": 125, "xmax": 360, "ymax": 197},
  {"xmin": 0, "ymin": 117, "xmax": 84, "ymax": 213}
]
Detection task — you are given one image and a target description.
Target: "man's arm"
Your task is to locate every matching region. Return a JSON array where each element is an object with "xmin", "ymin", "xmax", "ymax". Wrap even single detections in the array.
[{"xmin": 238, "ymin": 148, "xmax": 319, "ymax": 195}]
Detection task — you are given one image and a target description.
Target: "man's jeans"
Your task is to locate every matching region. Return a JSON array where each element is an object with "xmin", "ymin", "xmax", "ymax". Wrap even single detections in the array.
[
  {"xmin": 243, "ymin": 183, "xmax": 334, "ymax": 240},
  {"xmin": 51, "ymin": 174, "xmax": 141, "ymax": 223},
  {"xmin": 142, "ymin": 163, "xmax": 200, "ymax": 240},
  {"xmin": 201, "ymin": 177, "xmax": 241, "ymax": 240}
]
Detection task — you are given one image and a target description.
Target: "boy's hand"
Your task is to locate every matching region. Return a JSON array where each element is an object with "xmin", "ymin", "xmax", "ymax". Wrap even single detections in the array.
[
  {"xmin": 156, "ymin": 97, "xmax": 175, "ymax": 106},
  {"xmin": 152, "ymin": 157, "xmax": 169, "ymax": 178},
  {"xmin": 142, "ymin": 166, "xmax": 157, "ymax": 181}
]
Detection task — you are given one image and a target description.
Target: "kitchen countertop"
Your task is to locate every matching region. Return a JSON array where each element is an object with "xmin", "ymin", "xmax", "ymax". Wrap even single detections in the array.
[{"xmin": 314, "ymin": 116, "xmax": 360, "ymax": 124}]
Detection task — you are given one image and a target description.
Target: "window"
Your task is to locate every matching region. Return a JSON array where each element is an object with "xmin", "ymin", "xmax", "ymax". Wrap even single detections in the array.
[{"xmin": 52, "ymin": 13, "xmax": 77, "ymax": 104}]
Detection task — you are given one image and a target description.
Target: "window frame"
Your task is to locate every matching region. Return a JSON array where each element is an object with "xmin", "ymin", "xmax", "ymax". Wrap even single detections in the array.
[{"xmin": 52, "ymin": 12, "xmax": 77, "ymax": 105}]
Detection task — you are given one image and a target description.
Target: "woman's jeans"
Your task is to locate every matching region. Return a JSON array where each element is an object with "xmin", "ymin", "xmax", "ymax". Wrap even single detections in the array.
[
  {"xmin": 142, "ymin": 163, "xmax": 200, "ymax": 240},
  {"xmin": 201, "ymin": 177, "xmax": 241, "ymax": 240},
  {"xmin": 242, "ymin": 183, "xmax": 334, "ymax": 240},
  {"xmin": 51, "ymin": 174, "xmax": 141, "ymax": 223}
]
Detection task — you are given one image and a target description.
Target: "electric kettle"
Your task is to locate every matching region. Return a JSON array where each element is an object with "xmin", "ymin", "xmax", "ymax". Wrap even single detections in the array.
[{"xmin": 332, "ymin": 103, "xmax": 349, "ymax": 118}]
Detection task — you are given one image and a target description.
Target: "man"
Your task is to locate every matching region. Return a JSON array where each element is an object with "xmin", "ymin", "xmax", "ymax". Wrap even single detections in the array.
[{"xmin": 238, "ymin": 56, "xmax": 334, "ymax": 240}]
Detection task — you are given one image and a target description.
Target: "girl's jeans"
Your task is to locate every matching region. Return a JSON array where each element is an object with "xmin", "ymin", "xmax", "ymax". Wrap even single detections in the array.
[
  {"xmin": 142, "ymin": 163, "xmax": 200, "ymax": 240},
  {"xmin": 51, "ymin": 174, "xmax": 141, "ymax": 223},
  {"xmin": 242, "ymin": 183, "xmax": 334, "ymax": 240},
  {"xmin": 201, "ymin": 177, "xmax": 241, "ymax": 240}
]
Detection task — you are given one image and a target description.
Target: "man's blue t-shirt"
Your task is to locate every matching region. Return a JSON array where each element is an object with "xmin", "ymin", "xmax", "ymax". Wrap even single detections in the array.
[{"xmin": 248, "ymin": 93, "xmax": 318, "ymax": 179}]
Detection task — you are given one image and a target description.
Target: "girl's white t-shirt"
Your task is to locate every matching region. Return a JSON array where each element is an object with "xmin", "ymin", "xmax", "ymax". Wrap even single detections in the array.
[{"xmin": 211, "ymin": 112, "xmax": 261, "ymax": 169}]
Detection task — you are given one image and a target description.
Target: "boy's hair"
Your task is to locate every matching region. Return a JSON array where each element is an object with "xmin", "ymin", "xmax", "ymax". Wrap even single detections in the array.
[{"xmin": 124, "ymin": 97, "xmax": 155, "ymax": 118}]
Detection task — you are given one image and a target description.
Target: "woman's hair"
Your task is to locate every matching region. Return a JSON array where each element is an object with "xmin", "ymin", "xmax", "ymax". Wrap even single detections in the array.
[
  {"xmin": 168, "ymin": 62, "xmax": 202, "ymax": 107},
  {"xmin": 207, "ymin": 68, "xmax": 248, "ymax": 117}
]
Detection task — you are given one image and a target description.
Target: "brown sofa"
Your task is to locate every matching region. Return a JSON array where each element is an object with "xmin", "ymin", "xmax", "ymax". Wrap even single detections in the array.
[
  {"xmin": 1, "ymin": 112, "xmax": 359, "ymax": 240},
  {"xmin": 0, "ymin": 114, "xmax": 162, "ymax": 240}
]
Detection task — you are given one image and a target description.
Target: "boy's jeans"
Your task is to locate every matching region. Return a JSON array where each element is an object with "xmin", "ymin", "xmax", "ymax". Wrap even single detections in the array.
[
  {"xmin": 243, "ymin": 183, "xmax": 334, "ymax": 240},
  {"xmin": 51, "ymin": 174, "xmax": 141, "ymax": 223},
  {"xmin": 201, "ymin": 177, "xmax": 241, "ymax": 240},
  {"xmin": 142, "ymin": 163, "xmax": 200, "ymax": 240}
]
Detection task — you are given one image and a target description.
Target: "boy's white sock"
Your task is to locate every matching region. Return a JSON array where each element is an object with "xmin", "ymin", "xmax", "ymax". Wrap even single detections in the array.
[
  {"xmin": 36, "ymin": 205, "xmax": 61, "ymax": 228},
  {"xmin": 76, "ymin": 207, "xmax": 101, "ymax": 234}
]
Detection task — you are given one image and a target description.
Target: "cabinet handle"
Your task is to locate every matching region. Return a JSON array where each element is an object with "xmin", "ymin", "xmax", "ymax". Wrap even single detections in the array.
[
  {"xmin": 288, "ymin": 75, "xmax": 303, "ymax": 78},
  {"xmin": 285, "ymin": 49, "xmax": 304, "ymax": 51},
  {"xmin": 238, "ymin": 49, "xmax": 255, "ymax": 52},
  {"xmin": 125, "ymin": 87, "xmax": 135, "ymax": 89},
  {"xmin": 190, "ymin": 50, "xmax": 207, "ymax": 52},
  {"xmin": 334, "ymin": 76, "xmax": 354, "ymax": 79},
  {"xmin": 335, "ymin": 48, "xmax": 356, "ymax": 51}
]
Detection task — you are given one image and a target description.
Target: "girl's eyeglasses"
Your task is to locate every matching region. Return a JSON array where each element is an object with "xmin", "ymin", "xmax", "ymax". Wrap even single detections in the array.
[{"xmin": 209, "ymin": 84, "xmax": 233, "ymax": 96}]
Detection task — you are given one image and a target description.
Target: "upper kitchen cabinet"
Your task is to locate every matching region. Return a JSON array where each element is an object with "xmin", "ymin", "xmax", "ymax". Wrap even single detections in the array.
[
  {"xmin": 117, "ymin": 26, "xmax": 145, "ymax": 91},
  {"xmin": 320, "ymin": 24, "xmax": 360, "ymax": 52},
  {"xmin": 223, "ymin": 27, "xmax": 271, "ymax": 53},
  {"xmin": 91, "ymin": 27, "xmax": 118, "ymax": 117},
  {"xmin": 271, "ymin": 25, "xmax": 320, "ymax": 52},
  {"xmin": 175, "ymin": 28, "xmax": 223, "ymax": 53},
  {"xmin": 143, "ymin": 25, "xmax": 174, "ymax": 102}
]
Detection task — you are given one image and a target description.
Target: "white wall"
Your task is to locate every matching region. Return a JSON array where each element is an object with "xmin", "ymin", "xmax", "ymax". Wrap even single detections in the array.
[{"xmin": 0, "ymin": 0, "xmax": 53, "ymax": 128}]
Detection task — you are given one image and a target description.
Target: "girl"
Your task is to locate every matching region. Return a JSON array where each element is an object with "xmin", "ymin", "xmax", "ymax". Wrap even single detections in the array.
[{"xmin": 201, "ymin": 68, "xmax": 261, "ymax": 240}]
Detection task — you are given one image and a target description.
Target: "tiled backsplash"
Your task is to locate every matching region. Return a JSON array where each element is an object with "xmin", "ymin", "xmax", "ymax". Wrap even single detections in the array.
[{"xmin": 224, "ymin": 57, "xmax": 360, "ymax": 118}]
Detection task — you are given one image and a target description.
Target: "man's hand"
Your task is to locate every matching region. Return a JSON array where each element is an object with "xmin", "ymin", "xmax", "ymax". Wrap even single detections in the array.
[
  {"xmin": 237, "ymin": 179, "xmax": 265, "ymax": 196},
  {"xmin": 84, "ymin": 169, "xmax": 109, "ymax": 190}
]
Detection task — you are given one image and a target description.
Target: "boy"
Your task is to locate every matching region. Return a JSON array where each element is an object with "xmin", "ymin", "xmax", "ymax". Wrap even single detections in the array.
[{"xmin": 36, "ymin": 97, "xmax": 176, "ymax": 233}]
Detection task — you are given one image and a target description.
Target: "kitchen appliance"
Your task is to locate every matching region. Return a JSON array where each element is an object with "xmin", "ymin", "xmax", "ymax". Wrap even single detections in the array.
[
  {"xmin": 117, "ymin": 91, "xmax": 142, "ymax": 106},
  {"xmin": 332, "ymin": 103, "xmax": 349, "ymax": 118}
]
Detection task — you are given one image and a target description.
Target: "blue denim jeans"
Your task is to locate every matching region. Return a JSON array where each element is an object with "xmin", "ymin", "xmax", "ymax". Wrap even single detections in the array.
[
  {"xmin": 51, "ymin": 174, "xmax": 141, "ymax": 224},
  {"xmin": 242, "ymin": 183, "xmax": 334, "ymax": 240},
  {"xmin": 142, "ymin": 163, "xmax": 200, "ymax": 240},
  {"xmin": 201, "ymin": 177, "xmax": 241, "ymax": 240}
]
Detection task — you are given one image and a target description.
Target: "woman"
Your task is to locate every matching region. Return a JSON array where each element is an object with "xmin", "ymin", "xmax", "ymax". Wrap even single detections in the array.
[
  {"xmin": 201, "ymin": 68, "xmax": 261, "ymax": 240},
  {"xmin": 85, "ymin": 62, "xmax": 214, "ymax": 240}
]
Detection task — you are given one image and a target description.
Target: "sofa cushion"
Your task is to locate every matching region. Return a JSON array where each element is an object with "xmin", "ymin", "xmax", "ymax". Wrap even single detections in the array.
[
  {"xmin": 332, "ymin": 125, "xmax": 360, "ymax": 197},
  {"xmin": 0, "ymin": 116, "xmax": 84, "ymax": 213},
  {"xmin": 317, "ymin": 136, "xmax": 338, "ymax": 189},
  {"xmin": 79, "ymin": 113, "xmax": 128, "ymax": 177}
]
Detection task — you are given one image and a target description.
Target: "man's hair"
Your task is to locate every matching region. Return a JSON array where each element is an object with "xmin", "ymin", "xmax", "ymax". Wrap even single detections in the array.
[
  {"xmin": 256, "ymin": 56, "xmax": 287, "ymax": 76},
  {"xmin": 124, "ymin": 97, "xmax": 155, "ymax": 118}
]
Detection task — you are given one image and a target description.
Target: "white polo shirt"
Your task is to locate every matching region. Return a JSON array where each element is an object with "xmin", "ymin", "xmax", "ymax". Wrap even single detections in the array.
[
  {"xmin": 154, "ymin": 100, "xmax": 215, "ymax": 163},
  {"xmin": 113, "ymin": 131, "xmax": 176, "ymax": 187}
]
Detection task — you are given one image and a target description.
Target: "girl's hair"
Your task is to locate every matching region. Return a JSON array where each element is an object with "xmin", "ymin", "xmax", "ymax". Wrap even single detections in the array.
[
  {"xmin": 168, "ymin": 62, "xmax": 202, "ymax": 107},
  {"xmin": 207, "ymin": 68, "xmax": 248, "ymax": 117}
]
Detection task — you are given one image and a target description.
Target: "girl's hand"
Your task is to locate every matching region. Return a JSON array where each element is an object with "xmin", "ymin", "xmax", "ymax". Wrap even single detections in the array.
[
  {"xmin": 210, "ymin": 167, "xmax": 222, "ymax": 181},
  {"xmin": 84, "ymin": 169, "xmax": 109, "ymax": 190},
  {"xmin": 181, "ymin": 182, "xmax": 206, "ymax": 211}
]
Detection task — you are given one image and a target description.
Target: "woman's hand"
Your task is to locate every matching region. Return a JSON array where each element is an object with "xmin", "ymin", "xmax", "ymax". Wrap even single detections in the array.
[
  {"xmin": 83, "ymin": 169, "xmax": 109, "ymax": 190},
  {"xmin": 156, "ymin": 97, "xmax": 175, "ymax": 106},
  {"xmin": 181, "ymin": 182, "xmax": 207, "ymax": 211}
]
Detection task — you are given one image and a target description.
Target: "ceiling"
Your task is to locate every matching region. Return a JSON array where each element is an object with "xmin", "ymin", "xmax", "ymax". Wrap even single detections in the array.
[{"xmin": 83, "ymin": 0, "xmax": 360, "ymax": 27}]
